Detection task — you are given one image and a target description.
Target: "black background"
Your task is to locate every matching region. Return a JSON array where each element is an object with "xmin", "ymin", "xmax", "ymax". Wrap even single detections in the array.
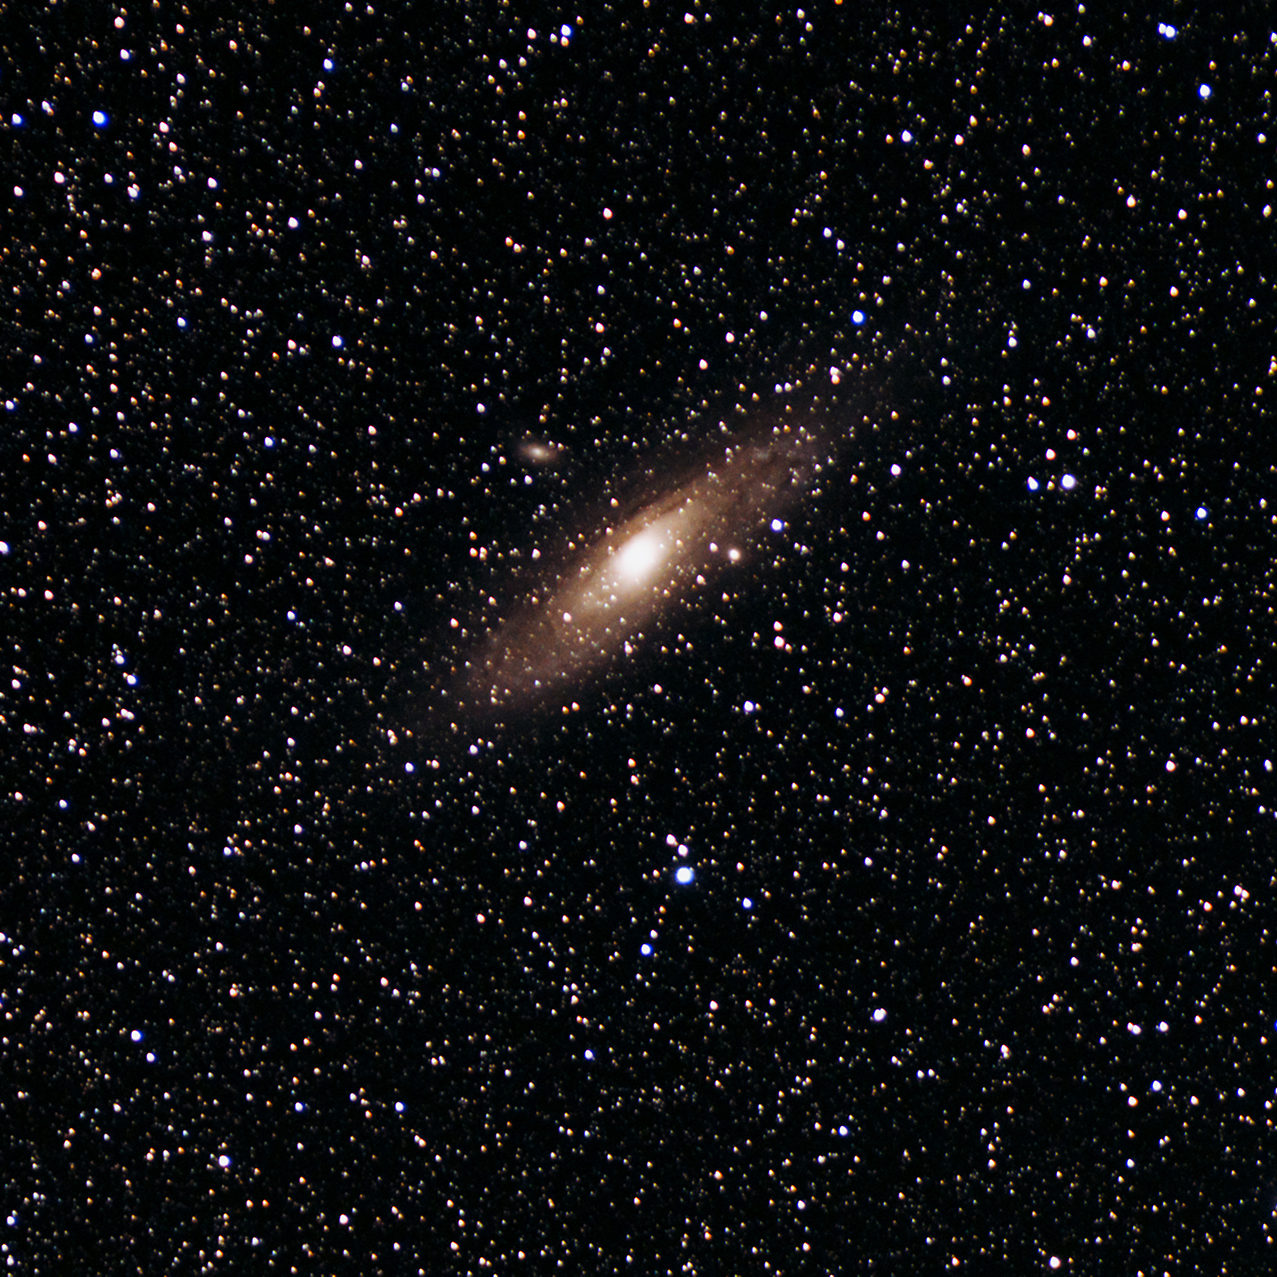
[{"xmin": 4, "ymin": 2, "xmax": 1277, "ymax": 1273}]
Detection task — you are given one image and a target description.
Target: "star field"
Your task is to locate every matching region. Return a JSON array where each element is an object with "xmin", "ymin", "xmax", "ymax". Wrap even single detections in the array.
[{"xmin": 4, "ymin": 3, "xmax": 1277, "ymax": 1275}]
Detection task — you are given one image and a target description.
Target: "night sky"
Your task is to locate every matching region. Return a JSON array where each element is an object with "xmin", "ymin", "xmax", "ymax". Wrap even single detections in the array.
[{"xmin": 4, "ymin": 2, "xmax": 1277, "ymax": 1273}]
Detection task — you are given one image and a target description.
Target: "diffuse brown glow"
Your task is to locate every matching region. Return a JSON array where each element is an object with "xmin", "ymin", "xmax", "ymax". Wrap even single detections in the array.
[
  {"xmin": 461, "ymin": 409, "xmax": 844, "ymax": 718},
  {"xmin": 392, "ymin": 374, "xmax": 884, "ymax": 755}
]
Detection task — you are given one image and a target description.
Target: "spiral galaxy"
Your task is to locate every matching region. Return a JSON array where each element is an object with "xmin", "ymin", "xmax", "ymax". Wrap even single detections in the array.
[{"xmin": 450, "ymin": 411, "xmax": 843, "ymax": 723}]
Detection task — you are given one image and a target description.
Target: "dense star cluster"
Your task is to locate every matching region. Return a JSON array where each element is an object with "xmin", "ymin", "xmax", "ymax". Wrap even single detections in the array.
[{"xmin": 4, "ymin": 3, "xmax": 1277, "ymax": 1274}]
